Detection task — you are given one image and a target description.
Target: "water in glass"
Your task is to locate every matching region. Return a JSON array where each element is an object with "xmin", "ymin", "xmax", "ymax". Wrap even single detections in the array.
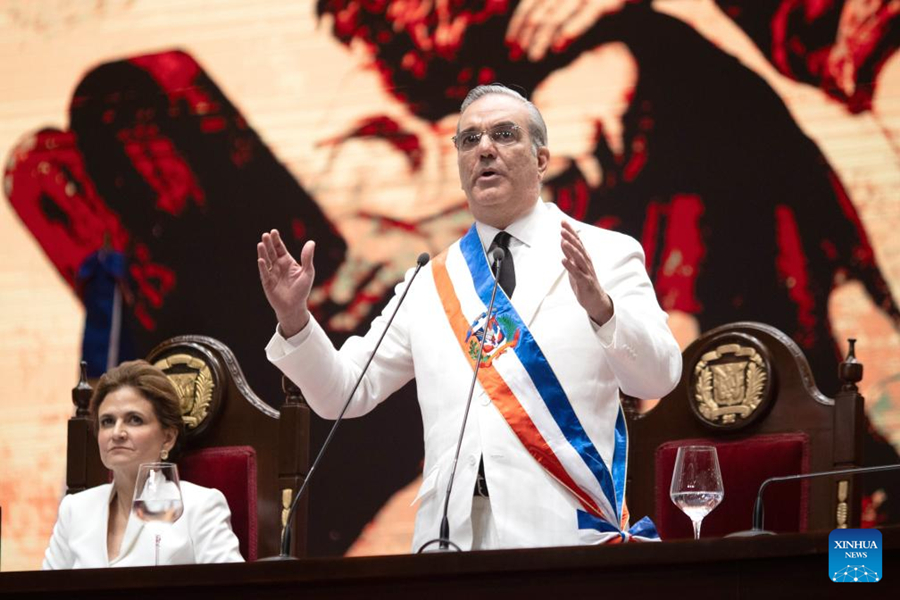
[
  {"xmin": 669, "ymin": 446, "xmax": 724, "ymax": 540},
  {"xmin": 132, "ymin": 462, "xmax": 184, "ymax": 565}
]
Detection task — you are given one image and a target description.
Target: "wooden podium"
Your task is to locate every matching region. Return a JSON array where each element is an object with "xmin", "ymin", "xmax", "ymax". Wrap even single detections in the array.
[{"xmin": 2, "ymin": 527, "xmax": 897, "ymax": 599}]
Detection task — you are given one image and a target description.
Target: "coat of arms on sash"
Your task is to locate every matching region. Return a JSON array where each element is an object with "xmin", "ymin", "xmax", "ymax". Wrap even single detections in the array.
[
  {"xmin": 464, "ymin": 311, "xmax": 521, "ymax": 367},
  {"xmin": 689, "ymin": 333, "xmax": 774, "ymax": 430}
]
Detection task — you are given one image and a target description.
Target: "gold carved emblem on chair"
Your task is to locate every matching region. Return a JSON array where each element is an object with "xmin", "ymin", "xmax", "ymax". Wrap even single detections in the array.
[
  {"xmin": 690, "ymin": 334, "xmax": 773, "ymax": 429},
  {"xmin": 153, "ymin": 353, "xmax": 217, "ymax": 431}
]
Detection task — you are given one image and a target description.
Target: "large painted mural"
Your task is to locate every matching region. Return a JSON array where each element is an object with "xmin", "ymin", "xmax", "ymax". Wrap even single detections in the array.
[{"xmin": 1, "ymin": 0, "xmax": 898, "ymax": 569}]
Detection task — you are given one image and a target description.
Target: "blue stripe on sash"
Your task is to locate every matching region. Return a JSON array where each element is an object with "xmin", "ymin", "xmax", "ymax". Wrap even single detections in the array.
[
  {"xmin": 460, "ymin": 226, "xmax": 625, "ymax": 523},
  {"xmin": 613, "ymin": 406, "xmax": 628, "ymax": 514}
]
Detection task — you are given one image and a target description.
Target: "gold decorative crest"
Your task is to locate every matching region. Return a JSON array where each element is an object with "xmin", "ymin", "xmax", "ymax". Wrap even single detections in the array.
[
  {"xmin": 153, "ymin": 353, "xmax": 215, "ymax": 430},
  {"xmin": 693, "ymin": 342, "xmax": 768, "ymax": 426}
]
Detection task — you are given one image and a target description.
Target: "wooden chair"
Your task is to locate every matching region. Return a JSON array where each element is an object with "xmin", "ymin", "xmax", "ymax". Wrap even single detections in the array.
[
  {"xmin": 623, "ymin": 321, "xmax": 865, "ymax": 539},
  {"xmin": 66, "ymin": 335, "xmax": 310, "ymax": 559}
]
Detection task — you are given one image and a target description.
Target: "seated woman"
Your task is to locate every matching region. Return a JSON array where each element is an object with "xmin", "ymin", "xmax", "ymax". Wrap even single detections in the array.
[{"xmin": 43, "ymin": 360, "xmax": 244, "ymax": 568}]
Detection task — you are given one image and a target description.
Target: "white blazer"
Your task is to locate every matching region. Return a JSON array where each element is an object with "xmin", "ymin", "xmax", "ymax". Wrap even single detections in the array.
[
  {"xmin": 42, "ymin": 481, "xmax": 244, "ymax": 568},
  {"xmin": 267, "ymin": 201, "xmax": 681, "ymax": 551}
]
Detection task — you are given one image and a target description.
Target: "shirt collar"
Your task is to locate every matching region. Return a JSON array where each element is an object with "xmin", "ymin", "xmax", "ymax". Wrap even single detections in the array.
[{"xmin": 474, "ymin": 198, "xmax": 547, "ymax": 251}]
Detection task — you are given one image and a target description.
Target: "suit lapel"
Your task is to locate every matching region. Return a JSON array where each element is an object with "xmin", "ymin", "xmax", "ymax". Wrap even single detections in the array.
[
  {"xmin": 94, "ymin": 485, "xmax": 115, "ymax": 566},
  {"xmin": 510, "ymin": 203, "xmax": 567, "ymax": 327},
  {"xmin": 109, "ymin": 500, "xmax": 146, "ymax": 565}
]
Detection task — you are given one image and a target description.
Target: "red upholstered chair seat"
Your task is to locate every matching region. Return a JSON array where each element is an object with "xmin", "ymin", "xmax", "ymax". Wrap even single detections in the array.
[
  {"xmin": 654, "ymin": 434, "xmax": 809, "ymax": 539},
  {"xmin": 179, "ymin": 446, "xmax": 258, "ymax": 561}
]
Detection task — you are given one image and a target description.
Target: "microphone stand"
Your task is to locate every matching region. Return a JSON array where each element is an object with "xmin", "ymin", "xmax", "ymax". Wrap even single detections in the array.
[
  {"xmin": 417, "ymin": 247, "xmax": 506, "ymax": 553},
  {"xmin": 727, "ymin": 463, "xmax": 900, "ymax": 537},
  {"xmin": 260, "ymin": 252, "xmax": 430, "ymax": 560}
]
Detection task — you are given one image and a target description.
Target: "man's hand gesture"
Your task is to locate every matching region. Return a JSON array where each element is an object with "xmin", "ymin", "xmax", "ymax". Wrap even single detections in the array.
[
  {"xmin": 257, "ymin": 229, "xmax": 316, "ymax": 338},
  {"xmin": 561, "ymin": 220, "xmax": 614, "ymax": 326}
]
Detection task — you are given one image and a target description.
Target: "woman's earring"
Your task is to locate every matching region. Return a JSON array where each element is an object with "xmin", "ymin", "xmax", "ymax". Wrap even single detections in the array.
[{"xmin": 160, "ymin": 449, "xmax": 169, "ymax": 461}]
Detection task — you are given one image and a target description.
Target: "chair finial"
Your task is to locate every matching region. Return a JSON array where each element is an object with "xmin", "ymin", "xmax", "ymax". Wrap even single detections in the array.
[
  {"xmin": 282, "ymin": 375, "xmax": 306, "ymax": 406},
  {"xmin": 72, "ymin": 360, "xmax": 93, "ymax": 417},
  {"xmin": 839, "ymin": 338, "xmax": 863, "ymax": 391}
]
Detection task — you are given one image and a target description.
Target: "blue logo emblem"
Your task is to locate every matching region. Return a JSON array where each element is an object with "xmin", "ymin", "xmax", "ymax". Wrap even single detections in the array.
[{"xmin": 829, "ymin": 529, "xmax": 882, "ymax": 582}]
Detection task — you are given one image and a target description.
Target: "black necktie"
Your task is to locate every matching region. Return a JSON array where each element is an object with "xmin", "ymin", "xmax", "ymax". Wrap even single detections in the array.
[
  {"xmin": 475, "ymin": 232, "xmax": 516, "ymax": 498},
  {"xmin": 489, "ymin": 231, "xmax": 516, "ymax": 297}
]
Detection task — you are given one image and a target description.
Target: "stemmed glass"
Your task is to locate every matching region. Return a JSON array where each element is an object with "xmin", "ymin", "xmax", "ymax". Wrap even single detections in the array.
[
  {"xmin": 132, "ymin": 462, "xmax": 185, "ymax": 565},
  {"xmin": 669, "ymin": 445, "xmax": 724, "ymax": 540}
]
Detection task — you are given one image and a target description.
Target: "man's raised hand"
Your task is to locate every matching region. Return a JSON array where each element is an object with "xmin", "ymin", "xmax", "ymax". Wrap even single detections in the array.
[
  {"xmin": 560, "ymin": 219, "xmax": 614, "ymax": 326},
  {"xmin": 257, "ymin": 229, "xmax": 316, "ymax": 337}
]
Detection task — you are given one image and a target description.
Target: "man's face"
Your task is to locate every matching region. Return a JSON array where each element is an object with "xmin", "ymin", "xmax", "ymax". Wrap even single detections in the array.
[{"xmin": 456, "ymin": 94, "xmax": 550, "ymax": 228}]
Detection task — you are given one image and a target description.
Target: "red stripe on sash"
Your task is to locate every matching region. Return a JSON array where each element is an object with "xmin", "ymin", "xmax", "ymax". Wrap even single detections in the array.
[{"xmin": 432, "ymin": 251, "xmax": 604, "ymax": 518}]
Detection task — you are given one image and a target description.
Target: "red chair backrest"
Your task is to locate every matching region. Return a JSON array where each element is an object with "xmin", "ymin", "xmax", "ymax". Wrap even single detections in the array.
[
  {"xmin": 654, "ymin": 434, "xmax": 809, "ymax": 539},
  {"xmin": 180, "ymin": 446, "xmax": 258, "ymax": 561}
]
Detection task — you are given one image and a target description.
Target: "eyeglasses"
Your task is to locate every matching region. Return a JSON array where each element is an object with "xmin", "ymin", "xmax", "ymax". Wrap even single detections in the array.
[{"xmin": 453, "ymin": 124, "xmax": 523, "ymax": 152}]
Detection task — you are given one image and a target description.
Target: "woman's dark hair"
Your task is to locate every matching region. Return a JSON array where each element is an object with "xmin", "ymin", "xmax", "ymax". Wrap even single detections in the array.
[{"xmin": 88, "ymin": 359, "xmax": 185, "ymax": 459}]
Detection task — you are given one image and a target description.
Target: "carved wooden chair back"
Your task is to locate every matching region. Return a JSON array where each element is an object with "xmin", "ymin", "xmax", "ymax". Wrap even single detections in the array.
[{"xmin": 623, "ymin": 322, "xmax": 864, "ymax": 538}]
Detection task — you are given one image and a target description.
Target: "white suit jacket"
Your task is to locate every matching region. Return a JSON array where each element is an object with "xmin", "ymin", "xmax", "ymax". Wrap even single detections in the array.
[
  {"xmin": 267, "ymin": 201, "xmax": 681, "ymax": 551},
  {"xmin": 42, "ymin": 481, "xmax": 244, "ymax": 568}
]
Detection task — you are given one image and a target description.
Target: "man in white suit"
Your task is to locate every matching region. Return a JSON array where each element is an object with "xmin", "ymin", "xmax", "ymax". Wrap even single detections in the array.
[{"xmin": 258, "ymin": 84, "xmax": 681, "ymax": 550}]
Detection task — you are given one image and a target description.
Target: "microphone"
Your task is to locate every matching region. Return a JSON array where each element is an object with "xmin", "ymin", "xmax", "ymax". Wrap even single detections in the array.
[
  {"xmin": 727, "ymin": 463, "xmax": 900, "ymax": 537},
  {"xmin": 261, "ymin": 251, "xmax": 431, "ymax": 560},
  {"xmin": 417, "ymin": 246, "xmax": 506, "ymax": 553}
]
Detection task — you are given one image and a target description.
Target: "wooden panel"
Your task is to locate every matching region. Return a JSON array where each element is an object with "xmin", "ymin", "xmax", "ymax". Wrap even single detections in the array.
[{"xmin": 0, "ymin": 527, "xmax": 897, "ymax": 599}]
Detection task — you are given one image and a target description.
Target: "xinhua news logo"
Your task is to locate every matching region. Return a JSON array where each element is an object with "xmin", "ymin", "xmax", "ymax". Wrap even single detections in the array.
[{"xmin": 829, "ymin": 529, "xmax": 882, "ymax": 582}]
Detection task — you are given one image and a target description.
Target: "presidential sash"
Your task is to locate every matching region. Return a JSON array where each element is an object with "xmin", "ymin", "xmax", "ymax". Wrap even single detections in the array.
[{"xmin": 432, "ymin": 225, "xmax": 657, "ymax": 543}]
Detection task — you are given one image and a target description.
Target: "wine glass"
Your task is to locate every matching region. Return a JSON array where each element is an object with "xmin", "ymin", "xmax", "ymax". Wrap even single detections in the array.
[
  {"xmin": 669, "ymin": 445, "xmax": 724, "ymax": 540},
  {"xmin": 132, "ymin": 462, "xmax": 185, "ymax": 565}
]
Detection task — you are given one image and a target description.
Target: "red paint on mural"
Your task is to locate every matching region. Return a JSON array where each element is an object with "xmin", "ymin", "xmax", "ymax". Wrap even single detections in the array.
[
  {"xmin": 775, "ymin": 204, "xmax": 816, "ymax": 347},
  {"xmin": 654, "ymin": 194, "xmax": 705, "ymax": 314}
]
